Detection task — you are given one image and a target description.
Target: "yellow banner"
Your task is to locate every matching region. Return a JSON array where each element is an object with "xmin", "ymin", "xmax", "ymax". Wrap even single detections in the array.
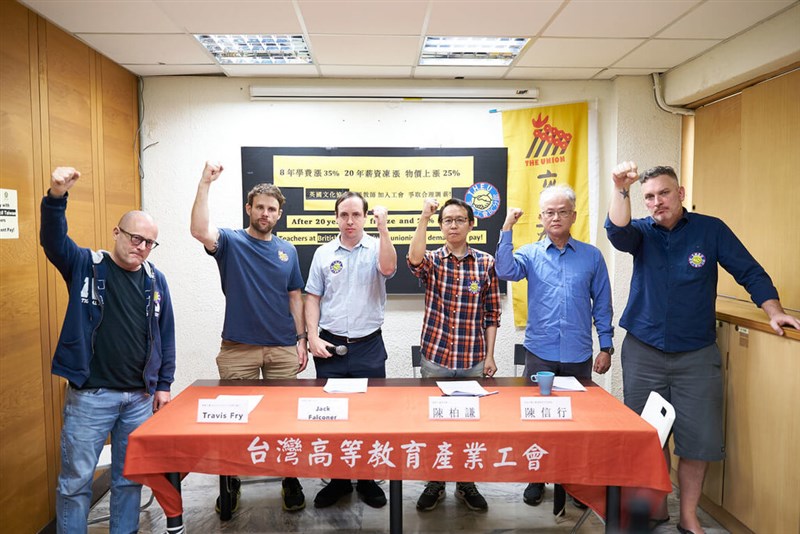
[{"xmin": 502, "ymin": 102, "xmax": 589, "ymax": 326}]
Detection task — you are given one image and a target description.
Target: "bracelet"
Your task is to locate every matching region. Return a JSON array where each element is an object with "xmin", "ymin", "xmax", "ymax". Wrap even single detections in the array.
[{"xmin": 296, "ymin": 333, "xmax": 308, "ymax": 342}]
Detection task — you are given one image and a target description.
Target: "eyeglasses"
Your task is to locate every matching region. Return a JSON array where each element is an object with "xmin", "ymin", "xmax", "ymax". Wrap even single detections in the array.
[
  {"xmin": 441, "ymin": 217, "xmax": 469, "ymax": 227},
  {"xmin": 541, "ymin": 210, "xmax": 573, "ymax": 220},
  {"xmin": 118, "ymin": 227, "xmax": 159, "ymax": 249}
]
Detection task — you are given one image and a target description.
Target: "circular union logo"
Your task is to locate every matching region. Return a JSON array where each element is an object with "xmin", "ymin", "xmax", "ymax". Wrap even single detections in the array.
[
  {"xmin": 465, "ymin": 182, "xmax": 501, "ymax": 219},
  {"xmin": 468, "ymin": 280, "xmax": 481, "ymax": 295},
  {"xmin": 329, "ymin": 260, "xmax": 344, "ymax": 274},
  {"xmin": 688, "ymin": 252, "xmax": 706, "ymax": 268},
  {"xmin": 278, "ymin": 250, "xmax": 289, "ymax": 262}
]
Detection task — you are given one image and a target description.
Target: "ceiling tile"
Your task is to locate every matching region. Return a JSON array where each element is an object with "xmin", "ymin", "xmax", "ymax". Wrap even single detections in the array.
[
  {"xmin": 298, "ymin": 0, "xmax": 428, "ymax": 35},
  {"xmin": 20, "ymin": 0, "xmax": 181, "ymax": 33},
  {"xmin": 309, "ymin": 35, "xmax": 420, "ymax": 65},
  {"xmin": 427, "ymin": 0, "xmax": 563, "ymax": 36},
  {"xmin": 77, "ymin": 34, "xmax": 213, "ymax": 65},
  {"xmin": 413, "ymin": 66, "xmax": 509, "ymax": 79},
  {"xmin": 506, "ymin": 67, "xmax": 603, "ymax": 80},
  {"xmin": 517, "ymin": 38, "xmax": 644, "ymax": 67},
  {"xmin": 221, "ymin": 64, "xmax": 320, "ymax": 77},
  {"xmin": 155, "ymin": 1, "xmax": 302, "ymax": 34},
  {"xmin": 614, "ymin": 38, "xmax": 719, "ymax": 68},
  {"xmin": 320, "ymin": 65, "xmax": 413, "ymax": 77},
  {"xmin": 658, "ymin": 0, "xmax": 795, "ymax": 39},
  {"xmin": 544, "ymin": 0, "xmax": 700, "ymax": 38}
]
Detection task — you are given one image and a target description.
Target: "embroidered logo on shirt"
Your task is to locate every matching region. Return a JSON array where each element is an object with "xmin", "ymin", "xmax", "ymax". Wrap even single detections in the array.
[
  {"xmin": 688, "ymin": 252, "xmax": 706, "ymax": 268},
  {"xmin": 468, "ymin": 280, "xmax": 481, "ymax": 294},
  {"xmin": 329, "ymin": 260, "xmax": 344, "ymax": 274},
  {"xmin": 278, "ymin": 250, "xmax": 289, "ymax": 262},
  {"xmin": 465, "ymin": 182, "xmax": 501, "ymax": 219}
]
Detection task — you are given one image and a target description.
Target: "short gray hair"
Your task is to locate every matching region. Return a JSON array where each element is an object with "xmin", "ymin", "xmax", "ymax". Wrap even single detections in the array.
[{"xmin": 539, "ymin": 184, "xmax": 576, "ymax": 210}]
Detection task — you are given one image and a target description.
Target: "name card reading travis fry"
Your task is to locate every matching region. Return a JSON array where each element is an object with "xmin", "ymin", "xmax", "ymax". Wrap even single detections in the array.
[{"xmin": 197, "ymin": 398, "xmax": 251, "ymax": 423}]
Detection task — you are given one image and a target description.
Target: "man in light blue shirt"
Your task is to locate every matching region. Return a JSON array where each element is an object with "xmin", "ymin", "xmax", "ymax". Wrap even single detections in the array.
[
  {"xmin": 305, "ymin": 191, "xmax": 397, "ymax": 510},
  {"xmin": 495, "ymin": 184, "xmax": 613, "ymax": 509}
]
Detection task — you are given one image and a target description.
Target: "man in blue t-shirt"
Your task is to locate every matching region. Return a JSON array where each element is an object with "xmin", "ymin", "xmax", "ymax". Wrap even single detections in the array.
[
  {"xmin": 191, "ymin": 161, "xmax": 308, "ymax": 513},
  {"xmin": 606, "ymin": 161, "xmax": 800, "ymax": 534}
]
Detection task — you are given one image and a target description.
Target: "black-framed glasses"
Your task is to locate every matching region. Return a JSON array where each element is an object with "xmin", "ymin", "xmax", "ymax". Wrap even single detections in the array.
[
  {"xmin": 441, "ymin": 217, "xmax": 469, "ymax": 227},
  {"xmin": 118, "ymin": 227, "xmax": 159, "ymax": 249}
]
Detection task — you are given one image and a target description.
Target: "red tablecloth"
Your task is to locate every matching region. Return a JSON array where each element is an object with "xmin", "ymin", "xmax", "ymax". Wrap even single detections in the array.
[{"xmin": 124, "ymin": 380, "xmax": 671, "ymax": 520}]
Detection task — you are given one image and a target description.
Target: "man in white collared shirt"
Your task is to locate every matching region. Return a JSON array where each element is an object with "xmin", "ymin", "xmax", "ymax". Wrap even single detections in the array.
[{"xmin": 305, "ymin": 191, "xmax": 397, "ymax": 509}]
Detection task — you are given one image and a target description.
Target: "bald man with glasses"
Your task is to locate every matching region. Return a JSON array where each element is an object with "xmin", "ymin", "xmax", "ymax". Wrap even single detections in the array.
[{"xmin": 40, "ymin": 167, "xmax": 176, "ymax": 533}]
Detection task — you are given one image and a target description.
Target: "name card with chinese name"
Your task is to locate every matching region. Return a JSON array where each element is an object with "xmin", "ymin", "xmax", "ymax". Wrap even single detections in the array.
[
  {"xmin": 298, "ymin": 397, "xmax": 349, "ymax": 421},
  {"xmin": 429, "ymin": 396, "xmax": 480, "ymax": 420},
  {"xmin": 520, "ymin": 397, "xmax": 573, "ymax": 420},
  {"xmin": 197, "ymin": 398, "xmax": 251, "ymax": 423}
]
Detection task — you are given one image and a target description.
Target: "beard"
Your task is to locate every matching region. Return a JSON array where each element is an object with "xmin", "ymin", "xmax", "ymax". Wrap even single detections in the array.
[{"xmin": 249, "ymin": 217, "xmax": 275, "ymax": 236}]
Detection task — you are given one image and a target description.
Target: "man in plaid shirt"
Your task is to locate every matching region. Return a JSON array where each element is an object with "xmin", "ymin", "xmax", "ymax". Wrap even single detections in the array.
[{"xmin": 407, "ymin": 197, "xmax": 501, "ymax": 513}]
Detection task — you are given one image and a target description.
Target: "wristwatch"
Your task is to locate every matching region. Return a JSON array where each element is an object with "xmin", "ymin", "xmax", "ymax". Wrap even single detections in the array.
[{"xmin": 600, "ymin": 346, "xmax": 614, "ymax": 355}]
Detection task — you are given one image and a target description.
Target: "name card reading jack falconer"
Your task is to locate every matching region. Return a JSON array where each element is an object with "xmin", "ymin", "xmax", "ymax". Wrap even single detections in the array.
[
  {"xmin": 298, "ymin": 398, "xmax": 349, "ymax": 421},
  {"xmin": 429, "ymin": 396, "xmax": 481, "ymax": 420},
  {"xmin": 520, "ymin": 397, "xmax": 573, "ymax": 420}
]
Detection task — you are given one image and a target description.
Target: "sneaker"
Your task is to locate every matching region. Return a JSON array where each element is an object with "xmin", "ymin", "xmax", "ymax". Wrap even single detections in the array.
[
  {"xmin": 416, "ymin": 482, "xmax": 445, "ymax": 511},
  {"xmin": 281, "ymin": 477, "xmax": 306, "ymax": 511},
  {"xmin": 523, "ymin": 482, "xmax": 545, "ymax": 506},
  {"xmin": 314, "ymin": 479, "xmax": 353, "ymax": 508},
  {"xmin": 356, "ymin": 479, "xmax": 387, "ymax": 508},
  {"xmin": 455, "ymin": 482, "xmax": 488, "ymax": 511},
  {"xmin": 214, "ymin": 476, "xmax": 241, "ymax": 514}
]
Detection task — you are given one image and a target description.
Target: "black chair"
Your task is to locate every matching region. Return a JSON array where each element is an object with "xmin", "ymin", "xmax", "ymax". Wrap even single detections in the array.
[
  {"xmin": 411, "ymin": 345, "xmax": 422, "ymax": 377},
  {"xmin": 514, "ymin": 344, "xmax": 527, "ymax": 377}
]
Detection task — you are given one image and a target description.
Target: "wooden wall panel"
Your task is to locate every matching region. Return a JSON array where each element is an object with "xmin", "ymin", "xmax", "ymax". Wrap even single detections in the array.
[
  {"xmin": 693, "ymin": 71, "xmax": 800, "ymax": 310},
  {"xmin": 100, "ymin": 56, "xmax": 141, "ymax": 251},
  {"xmin": 0, "ymin": 3, "xmax": 52, "ymax": 531},
  {"xmin": 724, "ymin": 327, "xmax": 800, "ymax": 533},
  {"xmin": 739, "ymin": 70, "xmax": 800, "ymax": 309},
  {"xmin": 0, "ymin": 4, "xmax": 140, "ymax": 532}
]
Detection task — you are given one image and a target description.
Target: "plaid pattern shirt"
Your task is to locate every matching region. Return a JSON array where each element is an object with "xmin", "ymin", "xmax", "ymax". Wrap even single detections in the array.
[{"xmin": 408, "ymin": 246, "xmax": 501, "ymax": 369}]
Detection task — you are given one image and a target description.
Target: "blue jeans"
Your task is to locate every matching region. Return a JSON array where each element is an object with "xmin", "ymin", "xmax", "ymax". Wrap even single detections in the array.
[
  {"xmin": 420, "ymin": 357, "xmax": 484, "ymax": 378},
  {"xmin": 57, "ymin": 386, "xmax": 153, "ymax": 534}
]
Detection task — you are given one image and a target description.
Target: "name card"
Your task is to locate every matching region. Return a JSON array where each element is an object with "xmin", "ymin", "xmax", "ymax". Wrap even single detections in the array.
[
  {"xmin": 520, "ymin": 397, "xmax": 573, "ymax": 420},
  {"xmin": 197, "ymin": 398, "xmax": 250, "ymax": 423},
  {"xmin": 298, "ymin": 397, "xmax": 349, "ymax": 421},
  {"xmin": 429, "ymin": 396, "xmax": 480, "ymax": 420}
]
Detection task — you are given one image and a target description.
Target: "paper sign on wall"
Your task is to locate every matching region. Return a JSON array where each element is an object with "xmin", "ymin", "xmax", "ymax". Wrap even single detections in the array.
[{"xmin": 0, "ymin": 189, "xmax": 19, "ymax": 239}]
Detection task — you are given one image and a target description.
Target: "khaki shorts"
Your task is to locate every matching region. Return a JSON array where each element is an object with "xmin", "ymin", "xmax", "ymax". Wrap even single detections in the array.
[{"xmin": 216, "ymin": 340, "xmax": 299, "ymax": 380}]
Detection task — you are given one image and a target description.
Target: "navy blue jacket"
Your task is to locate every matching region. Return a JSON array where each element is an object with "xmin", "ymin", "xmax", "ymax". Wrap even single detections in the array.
[{"xmin": 40, "ymin": 193, "xmax": 176, "ymax": 394}]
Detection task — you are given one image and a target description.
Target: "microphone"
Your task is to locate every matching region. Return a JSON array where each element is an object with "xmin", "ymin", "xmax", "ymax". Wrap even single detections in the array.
[{"xmin": 327, "ymin": 344, "xmax": 348, "ymax": 356}]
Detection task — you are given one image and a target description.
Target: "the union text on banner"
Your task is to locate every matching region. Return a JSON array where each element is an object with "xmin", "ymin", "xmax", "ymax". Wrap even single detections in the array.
[{"xmin": 502, "ymin": 102, "xmax": 589, "ymax": 326}]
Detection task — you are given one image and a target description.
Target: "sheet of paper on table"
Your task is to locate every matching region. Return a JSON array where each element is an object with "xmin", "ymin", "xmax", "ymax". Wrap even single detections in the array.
[
  {"xmin": 552, "ymin": 376, "xmax": 587, "ymax": 392},
  {"xmin": 323, "ymin": 378, "xmax": 369, "ymax": 394},
  {"xmin": 437, "ymin": 380, "xmax": 498, "ymax": 397}
]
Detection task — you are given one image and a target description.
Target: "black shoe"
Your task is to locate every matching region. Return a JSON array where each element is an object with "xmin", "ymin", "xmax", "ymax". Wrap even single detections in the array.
[
  {"xmin": 455, "ymin": 482, "xmax": 488, "ymax": 511},
  {"xmin": 356, "ymin": 479, "xmax": 387, "ymax": 508},
  {"xmin": 214, "ymin": 476, "xmax": 241, "ymax": 514},
  {"xmin": 571, "ymin": 495, "xmax": 588, "ymax": 509},
  {"xmin": 416, "ymin": 482, "xmax": 445, "ymax": 511},
  {"xmin": 281, "ymin": 477, "xmax": 305, "ymax": 511},
  {"xmin": 314, "ymin": 479, "xmax": 353, "ymax": 508},
  {"xmin": 523, "ymin": 482, "xmax": 545, "ymax": 506}
]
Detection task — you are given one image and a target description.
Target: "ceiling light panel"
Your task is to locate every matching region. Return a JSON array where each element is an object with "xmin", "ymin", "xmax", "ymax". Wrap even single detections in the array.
[
  {"xmin": 420, "ymin": 36, "xmax": 529, "ymax": 66},
  {"xmin": 195, "ymin": 34, "xmax": 312, "ymax": 64}
]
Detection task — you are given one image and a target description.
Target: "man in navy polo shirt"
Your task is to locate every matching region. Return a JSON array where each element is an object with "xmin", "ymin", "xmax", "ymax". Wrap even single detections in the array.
[{"xmin": 606, "ymin": 161, "xmax": 799, "ymax": 534}]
